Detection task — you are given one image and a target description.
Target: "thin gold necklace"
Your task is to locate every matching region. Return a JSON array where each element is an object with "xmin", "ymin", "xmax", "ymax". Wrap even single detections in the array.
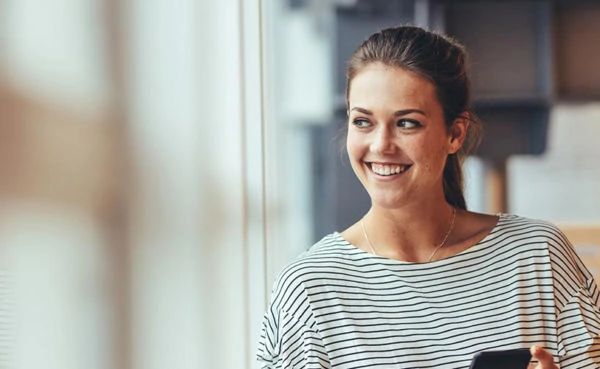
[{"xmin": 360, "ymin": 207, "xmax": 457, "ymax": 262}]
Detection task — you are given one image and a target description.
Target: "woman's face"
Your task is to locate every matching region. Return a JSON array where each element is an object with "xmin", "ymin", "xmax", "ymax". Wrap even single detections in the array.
[{"xmin": 346, "ymin": 63, "xmax": 465, "ymax": 210}]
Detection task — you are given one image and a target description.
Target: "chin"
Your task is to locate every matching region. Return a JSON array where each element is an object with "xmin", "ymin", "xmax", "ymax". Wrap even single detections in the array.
[{"xmin": 368, "ymin": 193, "xmax": 407, "ymax": 210}]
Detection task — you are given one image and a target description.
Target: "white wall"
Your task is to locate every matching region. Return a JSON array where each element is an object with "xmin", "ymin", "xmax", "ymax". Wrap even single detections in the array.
[
  {"xmin": 510, "ymin": 103, "xmax": 600, "ymax": 223},
  {"xmin": 2, "ymin": 0, "xmax": 109, "ymax": 111},
  {"xmin": 125, "ymin": 1, "xmax": 266, "ymax": 368},
  {"xmin": 0, "ymin": 1, "xmax": 269, "ymax": 369},
  {"xmin": 0, "ymin": 1, "xmax": 113, "ymax": 369}
]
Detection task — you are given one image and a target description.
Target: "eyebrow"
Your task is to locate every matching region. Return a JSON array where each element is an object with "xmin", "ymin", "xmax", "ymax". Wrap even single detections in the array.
[{"xmin": 349, "ymin": 107, "xmax": 427, "ymax": 117}]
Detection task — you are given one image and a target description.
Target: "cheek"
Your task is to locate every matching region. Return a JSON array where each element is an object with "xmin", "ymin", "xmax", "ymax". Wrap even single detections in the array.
[
  {"xmin": 412, "ymin": 139, "xmax": 449, "ymax": 172},
  {"xmin": 346, "ymin": 133, "xmax": 368, "ymax": 178},
  {"xmin": 346, "ymin": 132, "xmax": 362, "ymax": 158}
]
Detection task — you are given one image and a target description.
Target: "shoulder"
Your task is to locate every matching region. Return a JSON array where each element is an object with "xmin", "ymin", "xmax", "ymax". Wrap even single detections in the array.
[
  {"xmin": 498, "ymin": 214, "xmax": 594, "ymax": 283},
  {"xmin": 267, "ymin": 233, "xmax": 355, "ymax": 311},
  {"xmin": 494, "ymin": 213, "xmax": 570, "ymax": 244},
  {"xmin": 476, "ymin": 213, "xmax": 577, "ymax": 264},
  {"xmin": 456, "ymin": 211, "xmax": 566, "ymax": 251},
  {"xmin": 283, "ymin": 232, "xmax": 353, "ymax": 273}
]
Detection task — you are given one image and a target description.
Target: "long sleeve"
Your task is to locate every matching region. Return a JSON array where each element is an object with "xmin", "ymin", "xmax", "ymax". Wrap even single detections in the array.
[
  {"xmin": 556, "ymin": 278, "xmax": 600, "ymax": 368},
  {"xmin": 257, "ymin": 306, "xmax": 330, "ymax": 369},
  {"xmin": 546, "ymin": 224, "xmax": 600, "ymax": 368}
]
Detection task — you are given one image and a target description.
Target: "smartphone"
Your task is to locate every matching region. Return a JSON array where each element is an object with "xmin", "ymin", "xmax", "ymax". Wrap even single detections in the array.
[{"xmin": 469, "ymin": 348, "xmax": 532, "ymax": 369}]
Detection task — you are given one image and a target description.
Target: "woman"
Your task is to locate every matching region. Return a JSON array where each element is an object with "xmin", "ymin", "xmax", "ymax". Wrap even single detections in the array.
[{"xmin": 257, "ymin": 26, "xmax": 600, "ymax": 368}]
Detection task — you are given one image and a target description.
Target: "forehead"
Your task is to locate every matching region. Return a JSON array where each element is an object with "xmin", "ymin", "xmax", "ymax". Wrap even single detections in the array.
[{"xmin": 348, "ymin": 63, "xmax": 439, "ymax": 111}]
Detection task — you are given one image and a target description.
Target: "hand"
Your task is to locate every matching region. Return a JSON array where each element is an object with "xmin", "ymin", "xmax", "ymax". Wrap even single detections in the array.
[{"xmin": 529, "ymin": 345, "xmax": 558, "ymax": 369}]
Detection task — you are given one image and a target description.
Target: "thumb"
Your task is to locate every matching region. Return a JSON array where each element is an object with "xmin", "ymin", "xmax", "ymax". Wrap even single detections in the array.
[{"xmin": 531, "ymin": 345, "xmax": 557, "ymax": 369}]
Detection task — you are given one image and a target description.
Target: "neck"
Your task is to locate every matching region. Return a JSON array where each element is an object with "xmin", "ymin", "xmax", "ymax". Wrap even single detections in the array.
[{"xmin": 362, "ymin": 203, "xmax": 457, "ymax": 262}]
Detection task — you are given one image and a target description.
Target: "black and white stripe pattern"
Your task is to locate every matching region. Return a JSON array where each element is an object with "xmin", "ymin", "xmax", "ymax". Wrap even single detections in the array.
[{"xmin": 257, "ymin": 214, "xmax": 600, "ymax": 368}]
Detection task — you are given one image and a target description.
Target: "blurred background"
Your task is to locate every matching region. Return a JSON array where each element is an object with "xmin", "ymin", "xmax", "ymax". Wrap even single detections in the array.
[{"xmin": 0, "ymin": 0, "xmax": 599, "ymax": 368}]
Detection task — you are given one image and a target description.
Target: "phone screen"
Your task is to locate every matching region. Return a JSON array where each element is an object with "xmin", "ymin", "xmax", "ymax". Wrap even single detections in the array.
[{"xmin": 469, "ymin": 348, "xmax": 532, "ymax": 369}]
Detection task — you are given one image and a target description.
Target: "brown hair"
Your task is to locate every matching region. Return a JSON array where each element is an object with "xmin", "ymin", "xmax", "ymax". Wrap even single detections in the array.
[{"xmin": 346, "ymin": 25, "xmax": 482, "ymax": 210}]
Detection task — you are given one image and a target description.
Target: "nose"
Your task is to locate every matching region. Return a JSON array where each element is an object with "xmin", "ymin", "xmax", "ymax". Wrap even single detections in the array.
[{"xmin": 370, "ymin": 125, "xmax": 397, "ymax": 155}]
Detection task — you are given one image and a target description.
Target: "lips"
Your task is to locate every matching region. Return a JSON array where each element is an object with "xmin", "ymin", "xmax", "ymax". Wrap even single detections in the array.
[{"xmin": 368, "ymin": 162, "xmax": 411, "ymax": 176}]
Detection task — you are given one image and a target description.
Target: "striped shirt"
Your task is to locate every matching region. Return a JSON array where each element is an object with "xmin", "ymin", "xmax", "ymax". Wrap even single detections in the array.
[{"xmin": 257, "ymin": 214, "xmax": 600, "ymax": 368}]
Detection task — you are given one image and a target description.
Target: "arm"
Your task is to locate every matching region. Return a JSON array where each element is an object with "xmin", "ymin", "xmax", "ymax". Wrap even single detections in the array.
[
  {"xmin": 547, "ymin": 225, "xmax": 600, "ymax": 368},
  {"xmin": 257, "ymin": 307, "xmax": 330, "ymax": 369}
]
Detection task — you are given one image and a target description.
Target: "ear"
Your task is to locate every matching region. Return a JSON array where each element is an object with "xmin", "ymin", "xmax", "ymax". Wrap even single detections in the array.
[{"xmin": 448, "ymin": 112, "xmax": 470, "ymax": 154}]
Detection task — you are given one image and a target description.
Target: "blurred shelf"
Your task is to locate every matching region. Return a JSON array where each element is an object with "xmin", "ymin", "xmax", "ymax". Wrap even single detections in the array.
[
  {"xmin": 472, "ymin": 95, "xmax": 552, "ymax": 109},
  {"xmin": 554, "ymin": 2, "xmax": 600, "ymax": 100}
]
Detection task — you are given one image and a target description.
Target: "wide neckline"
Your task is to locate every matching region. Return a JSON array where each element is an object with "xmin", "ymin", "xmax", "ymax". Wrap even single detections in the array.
[{"xmin": 333, "ymin": 213, "xmax": 505, "ymax": 266}]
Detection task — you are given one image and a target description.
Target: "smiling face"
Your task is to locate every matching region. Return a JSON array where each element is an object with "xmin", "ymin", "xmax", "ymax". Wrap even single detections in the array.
[{"xmin": 346, "ymin": 63, "xmax": 466, "ymax": 210}]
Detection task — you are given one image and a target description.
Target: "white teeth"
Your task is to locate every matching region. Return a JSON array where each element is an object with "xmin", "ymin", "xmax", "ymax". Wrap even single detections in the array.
[{"xmin": 371, "ymin": 163, "xmax": 406, "ymax": 176}]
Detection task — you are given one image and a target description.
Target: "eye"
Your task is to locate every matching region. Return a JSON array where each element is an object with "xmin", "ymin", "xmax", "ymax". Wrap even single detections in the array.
[
  {"xmin": 397, "ymin": 119, "xmax": 421, "ymax": 129},
  {"xmin": 351, "ymin": 118, "xmax": 371, "ymax": 128}
]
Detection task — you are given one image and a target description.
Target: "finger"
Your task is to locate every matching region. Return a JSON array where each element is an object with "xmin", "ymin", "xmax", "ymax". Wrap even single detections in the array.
[{"xmin": 530, "ymin": 345, "xmax": 558, "ymax": 369}]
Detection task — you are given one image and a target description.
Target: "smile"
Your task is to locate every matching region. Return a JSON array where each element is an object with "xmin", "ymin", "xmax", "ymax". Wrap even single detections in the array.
[{"xmin": 368, "ymin": 162, "xmax": 411, "ymax": 176}]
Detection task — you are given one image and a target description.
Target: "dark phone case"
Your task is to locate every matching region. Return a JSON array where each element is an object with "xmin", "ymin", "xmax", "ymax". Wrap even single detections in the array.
[{"xmin": 469, "ymin": 348, "xmax": 532, "ymax": 369}]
